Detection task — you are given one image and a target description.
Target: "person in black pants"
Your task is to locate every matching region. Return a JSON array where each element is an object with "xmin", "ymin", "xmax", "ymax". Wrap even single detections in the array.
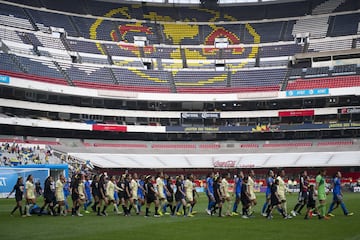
[
  {"xmin": 39, "ymin": 176, "xmax": 56, "ymax": 216},
  {"xmin": 7, "ymin": 176, "xmax": 25, "ymax": 217},
  {"xmin": 144, "ymin": 175, "xmax": 160, "ymax": 217}
]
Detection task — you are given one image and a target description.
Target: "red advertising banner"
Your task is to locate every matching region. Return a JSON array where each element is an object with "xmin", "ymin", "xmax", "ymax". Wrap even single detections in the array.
[
  {"xmin": 92, "ymin": 124, "xmax": 127, "ymax": 132},
  {"xmin": 278, "ymin": 109, "xmax": 315, "ymax": 117}
]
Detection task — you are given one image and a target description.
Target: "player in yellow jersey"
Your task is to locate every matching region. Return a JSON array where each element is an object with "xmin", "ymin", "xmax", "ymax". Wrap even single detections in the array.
[
  {"xmin": 247, "ymin": 170, "xmax": 257, "ymax": 215},
  {"xmin": 106, "ymin": 175, "xmax": 121, "ymax": 215},
  {"xmin": 25, "ymin": 175, "xmax": 36, "ymax": 216},
  {"xmin": 130, "ymin": 173, "xmax": 140, "ymax": 215},
  {"xmin": 184, "ymin": 174, "xmax": 194, "ymax": 217},
  {"xmin": 276, "ymin": 170, "xmax": 291, "ymax": 218},
  {"xmin": 55, "ymin": 174, "xmax": 66, "ymax": 216},
  {"xmin": 221, "ymin": 173, "xmax": 232, "ymax": 216},
  {"xmin": 156, "ymin": 172, "xmax": 166, "ymax": 216}
]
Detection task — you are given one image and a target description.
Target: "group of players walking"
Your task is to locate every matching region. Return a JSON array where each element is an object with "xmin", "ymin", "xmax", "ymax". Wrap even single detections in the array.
[{"xmin": 7, "ymin": 169, "xmax": 353, "ymax": 220}]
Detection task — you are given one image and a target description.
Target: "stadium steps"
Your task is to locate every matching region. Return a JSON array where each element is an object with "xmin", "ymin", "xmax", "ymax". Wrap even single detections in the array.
[
  {"xmin": 226, "ymin": 71, "xmax": 231, "ymax": 87},
  {"xmin": 68, "ymin": 15, "xmax": 82, "ymax": 37},
  {"xmin": 168, "ymin": 71, "xmax": 177, "ymax": 93},
  {"xmin": 108, "ymin": 67, "xmax": 119, "ymax": 85},
  {"xmin": 8, "ymin": 54, "xmax": 28, "ymax": 73},
  {"xmin": 180, "ymin": 48, "xmax": 187, "ymax": 68},
  {"xmin": 53, "ymin": 61, "xmax": 74, "ymax": 86},
  {"xmin": 312, "ymin": 0, "xmax": 347, "ymax": 15},
  {"xmin": 280, "ymin": 69, "xmax": 292, "ymax": 91},
  {"xmin": 22, "ymin": 8, "xmax": 39, "ymax": 31}
]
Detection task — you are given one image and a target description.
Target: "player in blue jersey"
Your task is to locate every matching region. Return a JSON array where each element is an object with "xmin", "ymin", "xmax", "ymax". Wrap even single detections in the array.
[
  {"xmin": 83, "ymin": 175, "xmax": 92, "ymax": 213},
  {"xmin": 205, "ymin": 172, "xmax": 215, "ymax": 215},
  {"xmin": 232, "ymin": 171, "xmax": 244, "ymax": 216},
  {"xmin": 137, "ymin": 175, "xmax": 145, "ymax": 213},
  {"xmin": 261, "ymin": 170, "xmax": 274, "ymax": 216},
  {"xmin": 327, "ymin": 171, "xmax": 353, "ymax": 217}
]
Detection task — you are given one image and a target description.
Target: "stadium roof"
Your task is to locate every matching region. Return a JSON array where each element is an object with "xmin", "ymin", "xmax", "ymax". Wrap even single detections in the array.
[{"xmin": 98, "ymin": 0, "xmax": 303, "ymax": 5}]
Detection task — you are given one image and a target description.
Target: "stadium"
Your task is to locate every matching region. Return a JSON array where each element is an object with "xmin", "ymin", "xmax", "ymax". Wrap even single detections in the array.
[{"xmin": 0, "ymin": 0, "xmax": 359, "ymax": 239}]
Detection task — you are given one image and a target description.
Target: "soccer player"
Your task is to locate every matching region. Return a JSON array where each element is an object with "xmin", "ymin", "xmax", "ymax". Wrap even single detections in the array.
[
  {"xmin": 247, "ymin": 170, "xmax": 257, "ymax": 215},
  {"xmin": 304, "ymin": 184, "xmax": 316, "ymax": 220},
  {"xmin": 39, "ymin": 176, "xmax": 56, "ymax": 216},
  {"xmin": 144, "ymin": 175, "xmax": 160, "ymax": 217},
  {"xmin": 175, "ymin": 175, "xmax": 187, "ymax": 216},
  {"xmin": 205, "ymin": 172, "xmax": 215, "ymax": 215},
  {"xmin": 165, "ymin": 175, "xmax": 175, "ymax": 216},
  {"xmin": 137, "ymin": 175, "xmax": 146, "ymax": 213},
  {"xmin": 97, "ymin": 174, "xmax": 108, "ymax": 216},
  {"xmin": 156, "ymin": 172, "xmax": 166, "ymax": 216},
  {"xmin": 240, "ymin": 176, "xmax": 251, "ymax": 218},
  {"xmin": 77, "ymin": 174, "xmax": 86, "ymax": 215},
  {"xmin": 123, "ymin": 174, "xmax": 132, "ymax": 216},
  {"xmin": 25, "ymin": 174, "xmax": 36, "ymax": 216},
  {"xmin": 212, "ymin": 175, "xmax": 223, "ymax": 217},
  {"xmin": 130, "ymin": 173, "xmax": 140, "ymax": 215},
  {"xmin": 327, "ymin": 171, "xmax": 353, "ymax": 217},
  {"xmin": 105, "ymin": 175, "xmax": 121, "ymax": 215},
  {"xmin": 184, "ymin": 174, "xmax": 195, "ymax": 217},
  {"xmin": 265, "ymin": 178, "xmax": 288, "ymax": 220},
  {"xmin": 90, "ymin": 175, "xmax": 100, "ymax": 213},
  {"xmin": 277, "ymin": 169, "xmax": 291, "ymax": 217},
  {"xmin": 7, "ymin": 176, "xmax": 24, "ymax": 217},
  {"xmin": 261, "ymin": 170, "xmax": 274, "ymax": 216},
  {"xmin": 221, "ymin": 173, "xmax": 232, "ymax": 216},
  {"xmin": 55, "ymin": 174, "xmax": 66, "ymax": 216},
  {"xmin": 315, "ymin": 169, "xmax": 329, "ymax": 220},
  {"xmin": 83, "ymin": 175, "xmax": 92, "ymax": 214},
  {"xmin": 292, "ymin": 171, "xmax": 308, "ymax": 216},
  {"xmin": 232, "ymin": 171, "xmax": 243, "ymax": 216},
  {"xmin": 71, "ymin": 174, "xmax": 82, "ymax": 217}
]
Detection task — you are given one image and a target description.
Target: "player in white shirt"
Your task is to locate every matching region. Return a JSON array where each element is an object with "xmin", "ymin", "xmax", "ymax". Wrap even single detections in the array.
[
  {"xmin": 221, "ymin": 173, "xmax": 232, "ymax": 216},
  {"xmin": 106, "ymin": 176, "xmax": 121, "ymax": 215},
  {"xmin": 247, "ymin": 170, "xmax": 257, "ymax": 215},
  {"xmin": 56, "ymin": 174, "xmax": 66, "ymax": 216},
  {"xmin": 130, "ymin": 173, "xmax": 139, "ymax": 214},
  {"xmin": 184, "ymin": 174, "xmax": 195, "ymax": 217},
  {"xmin": 25, "ymin": 175, "xmax": 36, "ymax": 216},
  {"xmin": 156, "ymin": 172, "xmax": 166, "ymax": 216},
  {"xmin": 276, "ymin": 169, "xmax": 291, "ymax": 218}
]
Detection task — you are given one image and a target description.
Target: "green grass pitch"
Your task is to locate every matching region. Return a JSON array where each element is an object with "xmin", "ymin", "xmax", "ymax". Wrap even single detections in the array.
[{"xmin": 0, "ymin": 193, "xmax": 359, "ymax": 240}]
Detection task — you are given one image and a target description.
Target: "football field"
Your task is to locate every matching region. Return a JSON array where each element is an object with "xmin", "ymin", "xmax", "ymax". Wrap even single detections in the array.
[{"xmin": 0, "ymin": 192, "xmax": 359, "ymax": 240}]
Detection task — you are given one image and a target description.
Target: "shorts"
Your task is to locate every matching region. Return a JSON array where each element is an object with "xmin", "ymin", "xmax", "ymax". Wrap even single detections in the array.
[
  {"xmin": 107, "ymin": 194, "xmax": 115, "ymax": 202},
  {"xmin": 56, "ymin": 193, "xmax": 65, "ymax": 202},
  {"xmin": 166, "ymin": 195, "xmax": 174, "ymax": 203},
  {"xmin": 118, "ymin": 191, "xmax": 125, "ymax": 199},
  {"xmin": 146, "ymin": 195, "xmax": 156, "ymax": 204},
  {"xmin": 265, "ymin": 191, "xmax": 271, "ymax": 199},
  {"xmin": 270, "ymin": 198, "xmax": 280, "ymax": 206},
  {"xmin": 318, "ymin": 192, "xmax": 326, "ymax": 201},
  {"xmin": 44, "ymin": 195, "xmax": 55, "ymax": 204},
  {"xmin": 175, "ymin": 193, "xmax": 184, "ymax": 202},
  {"xmin": 241, "ymin": 197, "xmax": 250, "ymax": 206},
  {"xmin": 278, "ymin": 192, "xmax": 286, "ymax": 201},
  {"xmin": 186, "ymin": 194, "xmax": 193, "ymax": 202},
  {"xmin": 71, "ymin": 193, "xmax": 79, "ymax": 201},
  {"xmin": 214, "ymin": 194, "xmax": 221, "ymax": 204},
  {"xmin": 15, "ymin": 195, "xmax": 23, "ymax": 202},
  {"xmin": 249, "ymin": 192, "xmax": 256, "ymax": 200},
  {"xmin": 307, "ymin": 201, "xmax": 316, "ymax": 209},
  {"xmin": 158, "ymin": 193, "xmax": 166, "ymax": 200}
]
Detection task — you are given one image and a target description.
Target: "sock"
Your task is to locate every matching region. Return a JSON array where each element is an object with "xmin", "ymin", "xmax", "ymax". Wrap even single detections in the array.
[
  {"xmin": 155, "ymin": 206, "xmax": 159, "ymax": 215},
  {"xmin": 113, "ymin": 203, "xmax": 119, "ymax": 213},
  {"xmin": 218, "ymin": 207, "xmax": 222, "ymax": 217},
  {"xmin": 298, "ymin": 203, "xmax": 305, "ymax": 214},
  {"xmin": 128, "ymin": 205, "xmax": 132, "ymax": 214},
  {"xmin": 162, "ymin": 203, "xmax": 167, "ymax": 213},
  {"xmin": 278, "ymin": 207, "xmax": 286, "ymax": 217},
  {"xmin": 293, "ymin": 203, "xmax": 301, "ymax": 212},
  {"xmin": 11, "ymin": 206, "xmax": 18, "ymax": 214},
  {"xmin": 122, "ymin": 205, "xmax": 126, "ymax": 213},
  {"xmin": 19, "ymin": 206, "xmax": 23, "ymax": 216},
  {"xmin": 102, "ymin": 206, "xmax": 107, "ymax": 213},
  {"xmin": 319, "ymin": 204, "xmax": 326, "ymax": 217},
  {"xmin": 207, "ymin": 200, "xmax": 211, "ymax": 210},
  {"xmin": 97, "ymin": 207, "xmax": 100, "ymax": 215},
  {"xmin": 171, "ymin": 205, "xmax": 175, "ymax": 215},
  {"xmin": 262, "ymin": 202, "xmax": 268, "ymax": 214},
  {"xmin": 183, "ymin": 206, "xmax": 186, "ymax": 216},
  {"xmin": 146, "ymin": 207, "xmax": 149, "ymax": 216},
  {"xmin": 282, "ymin": 202, "xmax": 287, "ymax": 215}
]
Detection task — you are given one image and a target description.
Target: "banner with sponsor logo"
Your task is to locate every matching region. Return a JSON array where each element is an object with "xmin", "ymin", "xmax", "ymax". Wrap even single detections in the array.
[
  {"xmin": 329, "ymin": 123, "xmax": 360, "ymax": 128},
  {"xmin": 279, "ymin": 110, "xmax": 315, "ymax": 117},
  {"xmin": 286, "ymin": 88, "xmax": 329, "ymax": 97},
  {"xmin": 0, "ymin": 168, "xmax": 49, "ymax": 198},
  {"xmin": 92, "ymin": 124, "xmax": 127, "ymax": 132},
  {"xmin": 0, "ymin": 75, "xmax": 10, "ymax": 84},
  {"xmin": 339, "ymin": 107, "xmax": 360, "ymax": 114},
  {"xmin": 181, "ymin": 112, "xmax": 220, "ymax": 119}
]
